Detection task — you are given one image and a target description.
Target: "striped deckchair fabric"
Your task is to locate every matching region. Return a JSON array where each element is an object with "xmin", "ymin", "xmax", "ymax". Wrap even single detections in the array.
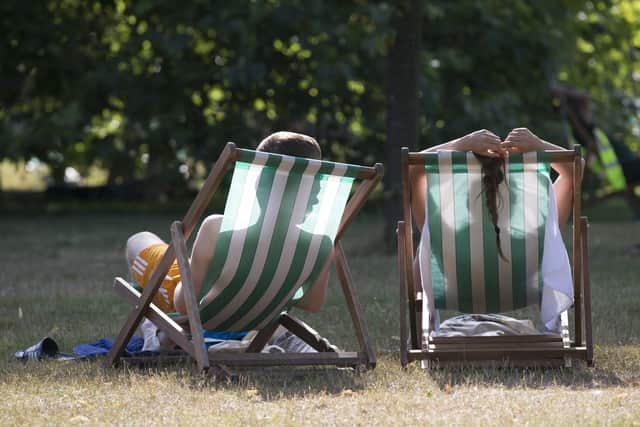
[
  {"xmin": 107, "ymin": 142, "xmax": 381, "ymax": 372},
  {"xmin": 400, "ymin": 146, "xmax": 593, "ymax": 368},
  {"xmin": 197, "ymin": 149, "xmax": 363, "ymax": 332},
  {"xmin": 422, "ymin": 151, "xmax": 551, "ymax": 313}
]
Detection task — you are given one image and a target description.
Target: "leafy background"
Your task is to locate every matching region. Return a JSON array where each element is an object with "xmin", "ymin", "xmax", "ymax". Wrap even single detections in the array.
[{"xmin": 1, "ymin": 0, "xmax": 639, "ymax": 200}]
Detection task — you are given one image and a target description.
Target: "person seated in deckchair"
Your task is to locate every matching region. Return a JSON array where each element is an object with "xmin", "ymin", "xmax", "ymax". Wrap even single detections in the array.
[
  {"xmin": 411, "ymin": 127, "xmax": 579, "ymax": 232},
  {"xmin": 125, "ymin": 131, "xmax": 331, "ymax": 321},
  {"xmin": 410, "ymin": 127, "xmax": 583, "ymax": 334}
]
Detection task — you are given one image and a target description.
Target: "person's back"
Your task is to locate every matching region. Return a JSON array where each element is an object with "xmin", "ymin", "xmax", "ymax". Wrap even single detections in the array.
[
  {"xmin": 410, "ymin": 128, "xmax": 579, "ymax": 334},
  {"xmin": 126, "ymin": 131, "xmax": 331, "ymax": 316}
]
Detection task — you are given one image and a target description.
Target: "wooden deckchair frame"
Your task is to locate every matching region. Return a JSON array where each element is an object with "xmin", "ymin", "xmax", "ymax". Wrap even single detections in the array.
[
  {"xmin": 398, "ymin": 146, "xmax": 594, "ymax": 368},
  {"xmin": 106, "ymin": 142, "xmax": 383, "ymax": 373}
]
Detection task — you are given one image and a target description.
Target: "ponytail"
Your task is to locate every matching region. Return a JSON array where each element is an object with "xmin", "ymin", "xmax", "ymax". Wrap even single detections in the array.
[{"xmin": 473, "ymin": 154, "xmax": 508, "ymax": 262}]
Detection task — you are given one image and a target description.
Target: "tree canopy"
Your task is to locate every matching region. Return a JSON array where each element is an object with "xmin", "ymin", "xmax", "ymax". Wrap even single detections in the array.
[{"xmin": 1, "ymin": 0, "xmax": 638, "ymax": 190}]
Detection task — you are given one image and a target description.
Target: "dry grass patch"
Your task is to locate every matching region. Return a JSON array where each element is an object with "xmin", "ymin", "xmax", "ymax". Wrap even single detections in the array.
[
  {"xmin": 1, "ymin": 357, "xmax": 639, "ymax": 425},
  {"xmin": 0, "ymin": 211, "xmax": 639, "ymax": 425}
]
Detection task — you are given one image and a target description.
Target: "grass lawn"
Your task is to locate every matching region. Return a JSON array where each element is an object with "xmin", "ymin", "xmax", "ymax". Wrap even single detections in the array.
[{"xmin": 1, "ymin": 203, "xmax": 639, "ymax": 425}]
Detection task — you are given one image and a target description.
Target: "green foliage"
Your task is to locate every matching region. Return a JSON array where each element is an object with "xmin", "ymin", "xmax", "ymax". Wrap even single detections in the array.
[
  {"xmin": 1, "ymin": 0, "xmax": 637, "ymax": 189},
  {"xmin": 0, "ymin": 0, "xmax": 392, "ymax": 187},
  {"xmin": 559, "ymin": 0, "xmax": 640, "ymax": 151},
  {"xmin": 419, "ymin": 1, "xmax": 579, "ymax": 143}
]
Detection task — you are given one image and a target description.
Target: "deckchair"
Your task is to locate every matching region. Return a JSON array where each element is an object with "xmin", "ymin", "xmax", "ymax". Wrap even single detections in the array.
[
  {"xmin": 106, "ymin": 143, "xmax": 382, "ymax": 373},
  {"xmin": 397, "ymin": 146, "xmax": 594, "ymax": 368}
]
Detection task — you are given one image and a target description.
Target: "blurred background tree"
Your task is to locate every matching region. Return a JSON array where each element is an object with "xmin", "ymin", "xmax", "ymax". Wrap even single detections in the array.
[
  {"xmin": 1, "ymin": 0, "xmax": 639, "ymax": 230},
  {"xmin": 558, "ymin": 0, "xmax": 640, "ymax": 152}
]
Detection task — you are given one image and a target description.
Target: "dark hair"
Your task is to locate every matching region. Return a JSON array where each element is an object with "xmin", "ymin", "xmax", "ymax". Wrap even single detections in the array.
[
  {"xmin": 256, "ymin": 131, "xmax": 321, "ymax": 160},
  {"xmin": 474, "ymin": 154, "xmax": 508, "ymax": 262}
]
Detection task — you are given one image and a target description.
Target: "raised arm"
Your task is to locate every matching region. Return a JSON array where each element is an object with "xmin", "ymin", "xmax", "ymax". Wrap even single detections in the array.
[
  {"xmin": 409, "ymin": 129, "xmax": 504, "ymax": 229},
  {"xmin": 503, "ymin": 128, "xmax": 584, "ymax": 231}
]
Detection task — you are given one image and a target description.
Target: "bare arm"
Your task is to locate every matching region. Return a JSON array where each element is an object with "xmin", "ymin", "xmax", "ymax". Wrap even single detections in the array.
[
  {"xmin": 410, "ymin": 129, "xmax": 504, "ymax": 229},
  {"xmin": 294, "ymin": 251, "xmax": 332, "ymax": 313},
  {"xmin": 503, "ymin": 128, "xmax": 585, "ymax": 231},
  {"xmin": 173, "ymin": 214, "xmax": 223, "ymax": 314}
]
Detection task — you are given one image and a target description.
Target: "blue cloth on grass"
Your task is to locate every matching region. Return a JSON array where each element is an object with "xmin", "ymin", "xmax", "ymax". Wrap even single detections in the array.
[
  {"xmin": 73, "ymin": 336, "xmax": 144, "ymax": 358},
  {"xmin": 15, "ymin": 336, "xmax": 145, "ymax": 361},
  {"xmin": 15, "ymin": 331, "xmax": 249, "ymax": 361}
]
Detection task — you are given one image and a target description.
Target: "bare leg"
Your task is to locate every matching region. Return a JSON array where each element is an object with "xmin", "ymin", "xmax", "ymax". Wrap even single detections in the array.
[
  {"xmin": 125, "ymin": 231, "xmax": 164, "ymax": 276},
  {"xmin": 173, "ymin": 214, "xmax": 223, "ymax": 314}
]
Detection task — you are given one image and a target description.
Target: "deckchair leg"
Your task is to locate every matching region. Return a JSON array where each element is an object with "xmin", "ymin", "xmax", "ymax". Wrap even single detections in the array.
[
  {"xmin": 397, "ymin": 221, "xmax": 409, "ymax": 368},
  {"xmin": 572, "ymin": 145, "xmax": 584, "ymax": 348},
  {"xmin": 581, "ymin": 217, "xmax": 594, "ymax": 366},
  {"xmin": 171, "ymin": 221, "xmax": 209, "ymax": 371},
  {"xmin": 106, "ymin": 245, "xmax": 177, "ymax": 367},
  {"xmin": 334, "ymin": 241, "xmax": 376, "ymax": 369},
  {"xmin": 246, "ymin": 321, "xmax": 280, "ymax": 353},
  {"xmin": 400, "ymin": 148, "xmax": 420, "ymax": 350},
  {"xmin": 279, "ymin": 314, "xmax": 338, "ymax": 353}
]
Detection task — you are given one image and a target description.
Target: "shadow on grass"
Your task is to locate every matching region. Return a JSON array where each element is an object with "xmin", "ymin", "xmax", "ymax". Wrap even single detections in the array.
[
  {"xmin": 110, "ymin": 358, "xmax": 368, "ymax": 399},
  {"xmin": 414, "ymin": 346, "xmax": 640, "ymax": 390},
  {"xmin": 2, "ymin": 357, "xmax": 368, "ymax": 401},
  {"xmin": 237, "ymin": 367, "xmax": 368, "ymax": 400}
]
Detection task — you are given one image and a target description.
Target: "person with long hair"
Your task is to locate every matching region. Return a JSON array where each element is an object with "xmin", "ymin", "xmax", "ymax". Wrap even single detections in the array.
[
  {"xmin": 410, "ymin": 127, "xmax": 581, "ymax": 236},
  {"xmin": 410, "ymin": 128, "xmax": 584, "ymax": 334}
]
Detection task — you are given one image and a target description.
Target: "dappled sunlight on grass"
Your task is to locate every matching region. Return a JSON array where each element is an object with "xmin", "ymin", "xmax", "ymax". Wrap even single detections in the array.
[{"xmin": 1, "ymin": 356, "xmax": 639, "ymax": 425}]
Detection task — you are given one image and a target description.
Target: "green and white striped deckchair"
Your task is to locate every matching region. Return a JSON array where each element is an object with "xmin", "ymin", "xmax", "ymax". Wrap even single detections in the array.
[
  {"xmin": 197, "ymin": 148, "xmax": 363, "ymax": 332},
  {"xmin": 107, "ymin": 143, "xmax": 382, "ymax": 373},
  {"xmin": 397, "ymin": 147, "xmax": 594, "ymax": 368},
  {"xmin": 422, "ymin": 151, "xmax": 553, "ymax": 314}
]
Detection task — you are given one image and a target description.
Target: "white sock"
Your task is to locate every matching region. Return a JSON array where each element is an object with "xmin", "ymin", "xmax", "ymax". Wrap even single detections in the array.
[{"xmin": 141, "ymin": 318, "xmax": 160, "ymax": 352}]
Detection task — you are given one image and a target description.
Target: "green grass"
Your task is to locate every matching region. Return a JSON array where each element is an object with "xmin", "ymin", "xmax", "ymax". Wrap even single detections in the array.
[{"xmin": 1, "ymin": 208, "xmax": 639, "ymax": 425}]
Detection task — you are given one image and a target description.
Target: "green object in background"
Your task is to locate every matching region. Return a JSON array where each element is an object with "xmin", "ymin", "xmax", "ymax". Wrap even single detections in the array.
[
  {"xmin": 593, "ymin": 128, "xmax": 627, "ymax": 194},
  {"xmin": 566, "ymin": 124, "xmax": 627, "ymax": 196}
]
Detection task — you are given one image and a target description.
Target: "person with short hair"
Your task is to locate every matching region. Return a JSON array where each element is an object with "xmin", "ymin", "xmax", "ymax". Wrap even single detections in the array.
[{"xmin": 126, "ymin": 131, "xmax": 329, "ymax": 317}]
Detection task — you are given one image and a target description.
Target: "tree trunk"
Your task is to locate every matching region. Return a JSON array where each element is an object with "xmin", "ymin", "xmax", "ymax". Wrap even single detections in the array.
[{"xmin": 384, "ymin": 0, "xmax": 422, "ymax": 251}]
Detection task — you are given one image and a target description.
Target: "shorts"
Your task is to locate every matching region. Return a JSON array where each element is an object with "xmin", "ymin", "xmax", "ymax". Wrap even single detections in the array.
[{"xmin": 131, "ymin": 243, "xmax": 180, "ymax": 313}]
